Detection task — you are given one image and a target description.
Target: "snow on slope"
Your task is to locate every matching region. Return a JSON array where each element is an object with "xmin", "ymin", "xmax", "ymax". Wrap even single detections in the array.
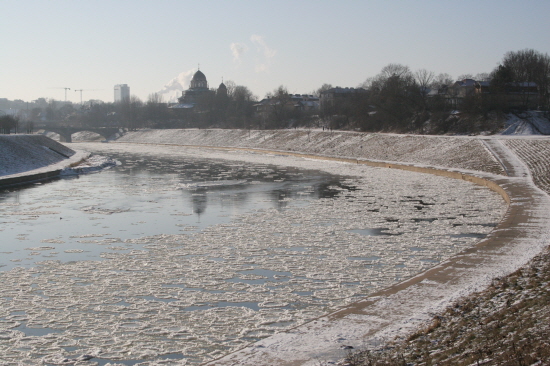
[
  {"xmin": 0, "ymin": 135, "xmax": 82, "ymax": 176},
  {"xmin": 504, "ymin": 138, "xmax": 550, "ymax": 194},
  {"xmin": 0, "ymin": 135, "xmax": 90, "ymax": 184},
  {"xmin": 501, "ymin": 111, "xmax": 550, "ymax": 135},
  {"xmin": 116, "ymin": 129, "xmax": 505, "ymax": 175}
]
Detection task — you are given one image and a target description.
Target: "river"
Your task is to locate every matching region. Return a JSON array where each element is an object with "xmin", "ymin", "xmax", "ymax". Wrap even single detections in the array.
[{"xmin": 0, "ymin": 142, "xmax": 507, "ymax": 365}]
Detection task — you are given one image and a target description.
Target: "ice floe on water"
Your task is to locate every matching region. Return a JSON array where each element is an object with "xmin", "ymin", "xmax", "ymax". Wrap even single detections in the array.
[
  {"xmin": 178, "ymin": 179, "xmax": 249, "ymax": 190},
  {"xmin": 24, "ymin": 246, "xmax": 56, "ymax": 251},
  {"xmin": 0, "ymin": 143, "xmax": 508, "ymax": 365},
  {"xmin": 80, "ymin": 205, "xmax": 131, "ymax": 215},
  {"xmin": 60, "ymin": 155, "xmax": 119, "ymax": 176}
]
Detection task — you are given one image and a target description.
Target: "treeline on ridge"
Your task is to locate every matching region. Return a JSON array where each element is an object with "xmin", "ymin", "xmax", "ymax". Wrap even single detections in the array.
[{"xmin": 2, "ymin": 48, "xmax": 549, "ymax": 135}]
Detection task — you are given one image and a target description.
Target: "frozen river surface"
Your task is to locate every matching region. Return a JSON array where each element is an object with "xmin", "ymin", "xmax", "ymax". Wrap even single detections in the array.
[
  {"xmin": 0, "ymin": 146, "xmax": 346, "ymax": 271},
  {"xmin": 0, "ymin": 143, "xmax": 506, "ymax": 365}
]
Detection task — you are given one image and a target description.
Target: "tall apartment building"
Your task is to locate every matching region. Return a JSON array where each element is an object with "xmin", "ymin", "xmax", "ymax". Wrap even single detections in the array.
[{"xmin": 114, "ymin": 84, "xmax": 130, "ymax": 103}]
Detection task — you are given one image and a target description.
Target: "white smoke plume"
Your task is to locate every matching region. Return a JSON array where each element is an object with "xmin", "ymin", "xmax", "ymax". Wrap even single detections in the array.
[
  {"xmin": 250, "ymin": 34, "xmax": 276, "ymax": 73},
  {"xmin": 230, "ymin": 42, "xmax": 248, "ymax": 63},
  {"xmin": 229, "ymin": 35, "xmax": 276, "ymax": 73},
  {"xmin": 251, "ymin": 34, "xmax": 276, "ymax": 59},
  {"xmin": 157, "ymin": 69, "xmax": 195, "ymax": 102}
]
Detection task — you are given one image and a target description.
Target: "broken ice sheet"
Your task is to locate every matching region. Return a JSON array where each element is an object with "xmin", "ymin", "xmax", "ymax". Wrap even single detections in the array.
[{"xmin": 0, "ymin": 144, "xmax": 507, "ymax": 364}]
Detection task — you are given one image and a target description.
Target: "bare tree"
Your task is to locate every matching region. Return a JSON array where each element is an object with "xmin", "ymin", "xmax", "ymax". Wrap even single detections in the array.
[
  {"xmin": 224, "ymin": 80, "xmax": 237, "ymax": 98},
  {"xmin": 432, "ymin": 73, "xmax": 454, "ymax": 89},
  {"xmin": 265, "ymin": 86, "xmax": 291, "ymax": 128},
  {"xmin": 118, "ymin": 95, "xmax": 143, "ymax": 130},
  {"xmin": 145, "ymin": 93, "xmax": 169, "ymax": 127},
  {"xmin": 475, "ymin": 72, "xmax": 491, "ymax": 81},
  {"xmin": 499, "ymin": 49, "xmax": 550, "ymax": 109},
  {"xmin": 314, "ymin": 83, "xmax": 333, "ymax": 97},
  {"xmin": 365, "ymin": 64, "xmax": 420, "ymax": 131},
  {"xmin": 457, "ymin": 73, "xmax": 474, "ymax": 80},
  {"xmin": 359, "ymin": 76, "xmax": 376, "ymax": 89},
  {"xmin": 0, "ymin": 115, "xmax": 19, "ymax": 134},
  {"xmin": 228, "ymin": 84, "xmax": 256, "ymax": 129},
  {"xmin": 415, "ymin": 69, "xmax": 435, "ymax": 89},
  {"xmin": 380, "ymin": 63, "xmax": 412, "ymax": 79},
  {"xmin": 415, "ymin": 69, "xmax": 435, "ymax": 112}
]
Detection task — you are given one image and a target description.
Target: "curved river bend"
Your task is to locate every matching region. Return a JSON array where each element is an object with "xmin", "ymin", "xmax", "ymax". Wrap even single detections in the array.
[{"xmin": 0, "ymin": 143, "xmax": 506, "ymax": 365}]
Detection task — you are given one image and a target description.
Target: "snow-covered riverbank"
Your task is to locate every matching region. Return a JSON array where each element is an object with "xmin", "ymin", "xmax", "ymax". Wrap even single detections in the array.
[
  {"xmin": 2, "ymin": 130, "xmax": 550, "ymax": 365},
  {"xmin": 0, "ymin": 135, "xmax": 90, "ymax": 187},
  {"xmin": 113, "ymin": 129, "xmax": 550, "ymax": 365},
  {"xmin": 116, "ymin": 129, "xmax": 507, "ymax": 175}
]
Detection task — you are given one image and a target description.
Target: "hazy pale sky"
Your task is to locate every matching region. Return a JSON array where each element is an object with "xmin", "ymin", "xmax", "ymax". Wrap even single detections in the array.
[{"xmin": 2, "ymin": 0, "xmax": 549, "ymax": 104}]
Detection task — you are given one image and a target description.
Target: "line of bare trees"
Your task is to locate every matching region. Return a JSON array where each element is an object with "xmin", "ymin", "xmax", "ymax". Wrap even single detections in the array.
[
  {"xmin": 4, "ymin": 49, "xmax": 548, "ymax": 135},
  {"xmin": 318, "ymin": 49, "xmax": 550, "ymax": 134}
]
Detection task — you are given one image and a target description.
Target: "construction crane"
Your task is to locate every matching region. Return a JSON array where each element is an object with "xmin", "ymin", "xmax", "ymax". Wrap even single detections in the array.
[
  {"xmin": 62, "ymin": 87, "xmax": 70, "ymax": 102},
  {"xmin": 48, "ymin": 87, "xmax": 71, "ymax": 102},
  {"xmin": 74, "ymin": 89, "xmax": 102, "ymax": 104}
]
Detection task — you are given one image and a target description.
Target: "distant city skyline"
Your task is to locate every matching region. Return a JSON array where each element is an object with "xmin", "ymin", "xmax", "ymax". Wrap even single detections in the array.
[{"xmin": 1, "ymin": 0, "xmax": 549, "ymax": 104}]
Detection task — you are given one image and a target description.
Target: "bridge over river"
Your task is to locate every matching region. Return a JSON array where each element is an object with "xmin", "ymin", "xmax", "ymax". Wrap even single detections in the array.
[{"xmin": 36, "ymin": 125, "xmax": 124, "ymax": 142}]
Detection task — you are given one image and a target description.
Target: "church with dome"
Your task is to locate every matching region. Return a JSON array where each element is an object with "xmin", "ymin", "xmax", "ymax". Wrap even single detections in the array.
[{"xmin": 176, "ymin": 68, "xmax": 227, "ymax": 108}]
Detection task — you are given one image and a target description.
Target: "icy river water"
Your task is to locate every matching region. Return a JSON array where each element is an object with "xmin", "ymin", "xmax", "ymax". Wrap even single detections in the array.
[{"xmin": 0, "ymin": 142, "xmax": 507, "ymax": 365}]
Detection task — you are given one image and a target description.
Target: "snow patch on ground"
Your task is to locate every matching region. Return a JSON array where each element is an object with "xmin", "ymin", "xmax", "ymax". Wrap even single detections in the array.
[{"xmin": 501, "ymin": 111, "xmax": 550, "ymax": 135}]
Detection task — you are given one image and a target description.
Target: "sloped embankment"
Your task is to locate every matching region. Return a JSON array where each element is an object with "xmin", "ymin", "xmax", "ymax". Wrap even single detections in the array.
[
  {"xmin": 0, "ymin": 135, "xmax": 86, "ymax": 187},
  {"xmin": 116, "ymin": 129, "xmax": 505, "ymax": 175},
  {"xmin": 346, "ymin": 246, "xmax": 550, "ymax": 366},
  {"xmin": 0, "ymin": 135, "xmax": 76, "ymax": 176}
]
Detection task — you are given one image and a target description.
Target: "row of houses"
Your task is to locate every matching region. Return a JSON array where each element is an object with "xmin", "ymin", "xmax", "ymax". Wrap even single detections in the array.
[
  {"xmin": 443, "ymin": 79, "xmax": 540, "ymax": 109},
  {"xmin": 254, "ymin": 79, "xmax": 543, "ymax": 117},
  {"xmin": 253, "ymin": 94, "xmax": 320, "ymax": 114},
  {"xmin": 253, "ymin": 87, "xmax": 371, "ymax": 118}
]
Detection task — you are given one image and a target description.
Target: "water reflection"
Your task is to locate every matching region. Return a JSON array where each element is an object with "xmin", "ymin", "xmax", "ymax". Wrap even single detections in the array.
[
  {"xmin": 191, "ymin": 193, "xmax": 207, "ymax": 216},
  {"xmin": 0, "ymin": 150, "xmax": 353, "ymax": 270}
]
